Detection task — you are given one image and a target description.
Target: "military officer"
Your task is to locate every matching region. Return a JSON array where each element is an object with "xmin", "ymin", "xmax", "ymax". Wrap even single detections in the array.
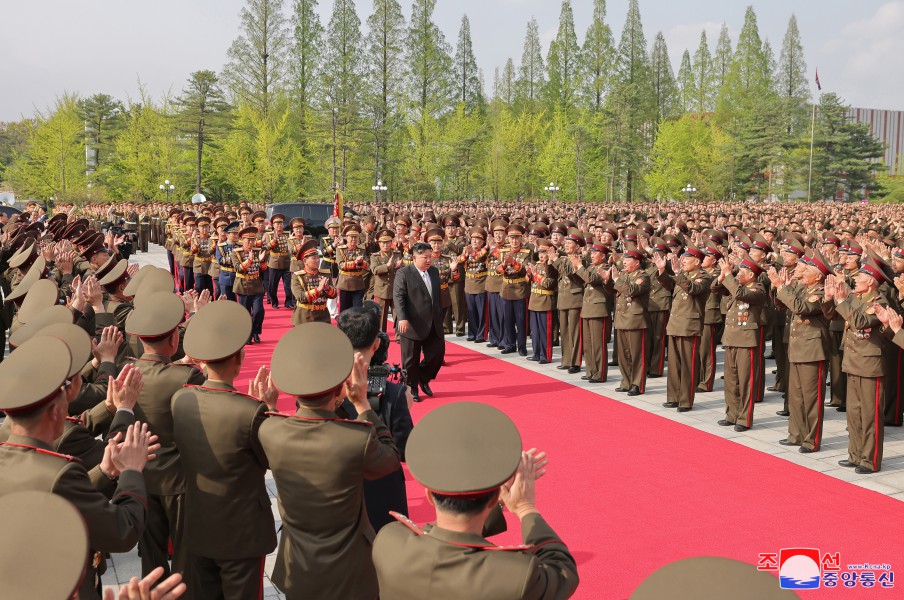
[
  {"xmin": 287, "ymin": 217, "xmax": 311, "ymax": 275},
  {"xmin": 654, "ymin": 243, "xmax": 712, "ymax": 412},
  {"xmin": 825, "ymin": 262, "xmax": 888, "ymax": 474},
  {"xmin": 191, "ymin": 215, "xmax": 216, "ymax": 296},
  {"xmin": 612, "ymin": 248, "xmax": 651, "ymax": 396},
  {"xmin": 263, "ymin": 213, "xmax": 293, "ymax": 309},
  {"xmin": 443, "ymin": 215, "xmax": 467, "ymax": 336},
  {"xmin": 337, "ymin": 223, "xmax": 370, "ymax": 313},
  {"xmin": 485, "ymin": 219, "xmax": 507, "ymax": 349},
  {"xmin": 138, "ymin": 204, "xmax": 150, "ymax": 253},
  {"xmin": 554, "ymin": 228, "xmax": 586, "ymax": 375},
  {"xmin": 577, "ymin": 240, "xmax": 613, "ymax": 383},
  {"xmin": 770, "ymin": 249, "xmax": 832, "ymax": 453},
  {"xmin": 462, "ymin": 226, "xmax": 489, "ymax": 342},
  {"xmin": 426, "ymin": 228, "xmax": 459, "ymax": 334},
  {"xmin": 259, "ymin": 323, "xmax": 401, "ymax": 600},
  {"xmin": 291, "ymin": 239, "xmax": 336, "ymax": 325},
  {"xmin": 370, "ymin": 228, "xmax": 403, "ymax": 333},
  {"xmin": 497, "ymin": 224, "xmax": 531, "ymax": 356},
  {"xmin": 644, "ymin": 237, "xmax": 672, "ymax": 378},
  {"xmin": 697, "ymin": 242, "xmax": 724, "ymax": 393},
  {"xmin": 526, "ymin": 239, "xmax": 557, "ymax": 365},
  {"xmin": 232, "ymin": 226, "xmax": 267, "ymax": 344},
  {"xmin": 172, "ymin": 301, "xmax": 279, "ymax": 599},
  {"xmin": 372, "ymin": 402, "xmax": 579, "ymax": 600},
  {"xmin": 714, "ymin": 258, "xmax": 767, "ymax": 431},
  {"xmin": 0, "ymin": 337, "xmax": 151, "ymax": 599},
  {"xmin": 215, "ymin": 221, "xmax": 239, "ymax": 301},
  {"xmin": 179, "ymin": 214, "xmax": 197, "ymax": 293},
  {"xmin": 125, "ymin": 292, "xmax": 206, "ymax": 578}
]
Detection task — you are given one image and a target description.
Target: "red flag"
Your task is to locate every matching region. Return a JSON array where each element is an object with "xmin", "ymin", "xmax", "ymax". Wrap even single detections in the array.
[
  {"xmin": 815, "ymin": 69, "xmax": 821, "ymax": 91},
  {"xmin": 332, "ymin": 188, "xmax": 344, "ymax": 218}
]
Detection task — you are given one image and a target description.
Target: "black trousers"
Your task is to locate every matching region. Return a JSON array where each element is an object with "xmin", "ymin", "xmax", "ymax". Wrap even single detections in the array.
[
  {"xmin": 268, "ymin": 268, "xmax": 293, "ymax": 308},
  {"xmin": 466, "ymin": 292, "xmax": 487, "ymax": 341},
  {"xmin": 181, "ymin": 265, "xmax": 195, "ymax": 294},
  {"xmin": 194, "ymin": 273, "xmax": 214, "ymax": 296},
  {"xmin": 187, "ymin": 553, "xmax": 265, "ymax": 600},
  {"xmin": 487, "ymin": 292, "xmax": 504, "ymax": 346},
  {"xmin": 399, "ymin": 328, "xmax": 445, "ymax": 390},
  {"xmin": 237, "ymin": 293, "xmax": 264, "ymax": 335},
  {"xmin": 339, "ymin": 289, "xmax": 365, "ymax": 313},
  {"xmin": 502, "ymin": 298, "xmax": 527, "ymax": 354}
]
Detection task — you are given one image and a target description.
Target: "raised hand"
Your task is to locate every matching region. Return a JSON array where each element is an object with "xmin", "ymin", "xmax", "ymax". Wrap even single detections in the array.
[
  {"xmin": 248, "ymin": 366, "xmax": 279, "ymax": 410},
  {"xmin": 93, "ymin": 325, "xmax": 124, "ymax": 364}
]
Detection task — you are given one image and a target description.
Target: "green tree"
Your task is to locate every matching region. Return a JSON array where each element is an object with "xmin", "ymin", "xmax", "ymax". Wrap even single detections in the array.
[
  {"xmin": 79, "ymin": 94, "xmax": 124, "ymax": 174},
  {"xmin": 676, "ymin": 50, "xmax": 694, "ymax": 115},
  {"xmin": 364, "ymin": 0, "xmax": 406, "ymax": 196},
  {"xmin": 538, "ymin": 107, "xmax": 577, "ymax": 200},
  {"xmin": 0, "ymin": 120, "xmax": 31, "ymax": 182},
  {"xmin": 322, "ymin": 0, "xmax": 364, "ymax": 192},
  {"xmin": 453, "ymin": 15, "xmax": 483, "ymax": 111},
  {"xmin": 606, "ymin": 0, "xmax": 654, "ymax": 200},
  {"xmin": 691, "ymin": 31, "xmax": 714, "ymax": 113},
  {"xmin": 406, "ymin": 0, "xmax": 452, "ymax": 116},
  {"xmin": 440, "ymin": 102, "xmax": 483, "ymax": 199},
  {"xmin": 8, "ymin": 94, "xmax": 87, "ymax": 202},
  {"xmin": 516, "ymin": 18, "xmax": 545, "ymax": 108},
  {"xmin": 544, "ymin": 0, "xmax": 581, "ymax": 112},
  {"xmin": 175, "ymin": 71, "xmax": 230, "ymax": 194},
  {"xmin": 776, "ymin": 14, "xmax": 809, "ymax": 135},
  {"xmin": 645, "ymin": 114, "xmax": 728, "ymax": 200},
  {"xmin": 718, "ymin": 6, "xmax": 771, "ymax": 116},
  {"xmin": 650, "ymin": 32, "xmax": 677, "ymax": 122},
  {"xmin": 288, "ymin": 0, "xmax": 324, "ymax": 193},
  {"xmin": 711, "ymin": 23, "xmax": 732, "ymax": 93},
  {"xmin": 578, "ymin": 0, "xmax": 615, "ymax": 113},
  {"xmin": 495, "ymin": 59, "xmax": 516, "ymax": 105},
  {"xmin": 223, "ymin": 0, "xmax": 290, "ymax": 117}
]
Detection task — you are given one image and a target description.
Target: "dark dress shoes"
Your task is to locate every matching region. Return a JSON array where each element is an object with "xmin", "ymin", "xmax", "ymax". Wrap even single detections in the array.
[
  {"xmin": 717, "ymin": 419, "xmax": 734, "ymax": 426},
  {"xmin": 538, "ymin": 359, "xmax": 549, "ymax": 365},
  {"xmin": 615, "ymin": 387, "xmax": 629, "ymax": 392},
  {"xmin": 581, "ymin": 375, "xmax": 591, "ymax": 380},
  {"xmin": 662, "ymin": 401, "xmax": 678, "ymax": 408},
  {"xmin": 627, "ymin": 386, "xmax": 641, "ymax": 396},
  {"xmin": 854, "ymin": 466, "xmax": 874, "ymax": 474},
  {"xmin": 587, "ymin": 378, "xmax": 603, "ymax": 384},
  {"xmin": 798, "ymin": 446, "xmax": 816, "ymax": 454},
  {"xmin": 519, "ymin": 350, "xmax": 527, "ymax": 357},
  {"xmin": 526, "ymin": 356, "xmax": 538, "ymax": 361},
  {"xmin": 778, "ymin": 439, "xmax": 794, "ymax": 446},
  {"xmin": 567, "ymin": 366, "xmax": 580, "ymax": 374},
  {"xmin": 838, "ymin": 459, "xmax": 857, "ymax": 468},
  {"xmin": 734, "ymin": 425, "xmax": 749, "ymax": 432},
  {"xmin": 419, "ymin": 381, "xmax": 434, "ymax": 397},
  {"xmin": 412, "ymin": 394, "xmax": 422, "ymax": 403},
  {"xmin": 776, "ymin": 410, "xmax": 790, "ymax": 417},
  {"xmin": 500, "ymin": 348, "xmax": 515, "ymax": 354},
  {"xmin": 253, "ymin": 334, "xmax": 261, "ymax": 343},
  {"xmin": 556, "ymin": 365, "xmax": 569, "ymax": 370},
  {"xmin": 486, "ymin": 343, "xmax": 497, "ymax": 348},
  {"xmin": 677, "ymin": 406, "xmax": 692, "ymax": 412}
]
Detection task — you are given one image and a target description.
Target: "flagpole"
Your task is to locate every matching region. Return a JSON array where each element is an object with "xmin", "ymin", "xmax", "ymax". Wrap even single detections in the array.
[{"xmin": 807, "ymin": 102, "xmax": 816, "ymax": 203}]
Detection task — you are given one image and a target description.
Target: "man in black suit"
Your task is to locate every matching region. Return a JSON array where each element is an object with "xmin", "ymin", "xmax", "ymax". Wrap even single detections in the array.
[{"xmin": 393, "ymin": 242, "xmax": 445, "ymax": 401}]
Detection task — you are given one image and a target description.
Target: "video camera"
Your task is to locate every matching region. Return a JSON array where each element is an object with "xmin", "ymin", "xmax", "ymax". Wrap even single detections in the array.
[{"xmin": 366, "ymin": 331, "xmax": 407, "ymax": 410}]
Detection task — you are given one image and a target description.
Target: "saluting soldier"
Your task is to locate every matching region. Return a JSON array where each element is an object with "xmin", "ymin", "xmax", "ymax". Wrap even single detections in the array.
[
  {"xmin": 612, "ymin": 247, "xmax": 651, "ymax": 396},
  {"xmin": 125, "ymin": 292, "xmax": 206, "ymax": 579},
  {"xmin": 370, "ymin": 228, "xmax": 403, "ymax": 333},
  {"xmin": 770, "ymin": 249, "xmax": 833, "ymax": 453},
  {"xmin": 824, "ymin": 261, "xmax": 889, "ymax": 474},
  {"xmin": 526, "ymin": 239, "xmax": 557, "ymax": 365},
  {"xmin": 713, "ymin": 257, "xmax": 767, "ymax": 431},
  {"xmin": 291, "ymin": 239, "xmax": 336, "ymax": 325},
  {"xmin": 263, "ymin": 213, "xmax": 293, "ymax": 309},
  {"xmin": 462, "ymin": 226, "xmax": 489, "ymax": 342},
  {"xmin": 372, "ymin": 402, "xmax": 579, "ymax": 600},
  {"xmin": 232, "ymin": 226, "xmax": 267, "ymax": 344},
  {"xmin": 260, "ymin": 323, "xmax": 401, "ymax": 600},
  {"xmin": 497, "ymin": 224, "xmax": 531, "ymax": 356},
  {"xmin": 172, "ymin": 302, "xmax": 279, "ymax": 599}
]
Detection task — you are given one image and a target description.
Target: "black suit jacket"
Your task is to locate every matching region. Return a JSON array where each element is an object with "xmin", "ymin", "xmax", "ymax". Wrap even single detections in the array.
[{"xmin": 393, "ymin": 265, "xmax": 444, "ymax": 341}]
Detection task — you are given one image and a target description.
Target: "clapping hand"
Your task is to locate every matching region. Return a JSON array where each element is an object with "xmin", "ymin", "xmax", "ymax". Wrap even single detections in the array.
[
  {"xmin": 652, "ymin": 254, "xmax": 667, "ymax": 274},
  {"xmin": 102, "ymin": 566, "xmax": 185, "ymax": 600},
  {"xmin": 717, "ymin": 258, "xmax": 732, "ymax": 278},
  {"xmin": 93, "ymin": 326, "xmax": 124, "ymax": 364},
  {"xmin": 248, "ymin": 365, "xmax": 279, "ymax": 410}
]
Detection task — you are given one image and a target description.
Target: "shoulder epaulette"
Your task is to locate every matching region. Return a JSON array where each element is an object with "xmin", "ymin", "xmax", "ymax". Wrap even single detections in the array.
[
  {"xmin": 0, "ymin": 442, "xmax": 79, "ymax": 462},
  {"xmin": 183, "ymin": 384, "xmax": 263, "ymax": 402}
]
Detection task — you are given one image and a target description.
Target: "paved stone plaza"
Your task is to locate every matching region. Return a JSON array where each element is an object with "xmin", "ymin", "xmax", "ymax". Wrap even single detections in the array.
[{"xmin": 93, "ymin": 244, "xmax": 904, "ymax": 595}]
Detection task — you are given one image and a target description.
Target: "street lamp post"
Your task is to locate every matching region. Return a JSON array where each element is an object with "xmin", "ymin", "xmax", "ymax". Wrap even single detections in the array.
[
  {"xmin": 544, "ymin": 182, "xmax": 560, "ymax": 201},
  {"xmin": 681, "ymin": 183, "xmax": 697, "ymax": 202},
  {"xmin": 371, "ymin": 179, "xmax": 388, "ymax": 203},
  {"xmin": 159, "ymin": 179, "xmax": 175, "ymax": 201}
]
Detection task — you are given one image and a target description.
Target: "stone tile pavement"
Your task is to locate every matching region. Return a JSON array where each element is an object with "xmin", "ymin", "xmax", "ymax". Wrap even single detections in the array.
[{"xmin": 96, "ymin": 245, "xmax": 904, "ymax": 593}]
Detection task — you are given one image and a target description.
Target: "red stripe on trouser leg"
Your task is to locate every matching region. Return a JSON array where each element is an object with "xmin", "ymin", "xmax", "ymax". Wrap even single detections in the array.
[
  {"xmin": 756, "ymin": 328, "xmax": 765, "ymax": 402},
  {"xmin": 875, "ymin": 378, "xmax": 881, "ymax": 471},
  {"xmin": 814, "ymin": 361, "xmax": 824, "ymax": 450},
  {"xmin": 640, "ymin": 330, "xmax": 646, "ymax": 393},
  {"xmin": 484, "ymin": 295, "xmax": 489, "ymax": 340},
  {"xmin": 747, "ymin": 348, "xmax": 755, "ymax": 426},
  {"xmin": 578, "ymin": 310, "xmax": 583, "ymax": 367},
  {"xmin": 524, "ymin": 302, "xmax": 529, "ymax": 339},
  {"xmin": 601, "ymin": 319, "xmax": 608, "ymax": 381},
  {"xmin": 258, "ymin": 555, "xmax": 265, "ymax": 600},
  {"xmin": 545, "ymin": 312, "xmax": 553, "ymax": 362},
  {"xmin": 658, "ymin": 314, "xmax": 668, "ymax": 373},
  {"xmin": 896, "ymin": 350, "xmax": 902, "ymax": 425},
  {"xmin": 707, "ymin": 325, "xmax": 716, "ymax": 390},
  {"xmin": 689, "ymin": 336, "xmax": 698, "ymax": 408}
]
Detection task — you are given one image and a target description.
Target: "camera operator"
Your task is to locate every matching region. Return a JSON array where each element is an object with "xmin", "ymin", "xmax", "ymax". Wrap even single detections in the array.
[
  {"xmin": 103, "ymin": 220, "xmax": 135, "ymax": 260},
  {"xmin": 336, "ymin": 301, "xmax": 414, "ymax": 532}
]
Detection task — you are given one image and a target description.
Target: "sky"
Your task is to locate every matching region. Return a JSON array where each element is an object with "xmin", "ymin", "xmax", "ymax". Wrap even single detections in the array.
[{"xmin": 2, "ymin": 0, "xmax": 903, "ymax": 120}]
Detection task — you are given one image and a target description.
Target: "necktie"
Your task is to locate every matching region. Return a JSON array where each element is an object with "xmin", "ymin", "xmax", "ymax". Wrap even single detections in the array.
[{"xmin": 421, "ymin": 270, "xmax": 432, "ymax": 299}]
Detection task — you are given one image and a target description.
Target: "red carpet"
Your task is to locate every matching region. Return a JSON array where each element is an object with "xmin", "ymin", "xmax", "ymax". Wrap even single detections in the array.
[{"xmin": 235, "ymin": 291, "xmax": 904, "ymax": 599}]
